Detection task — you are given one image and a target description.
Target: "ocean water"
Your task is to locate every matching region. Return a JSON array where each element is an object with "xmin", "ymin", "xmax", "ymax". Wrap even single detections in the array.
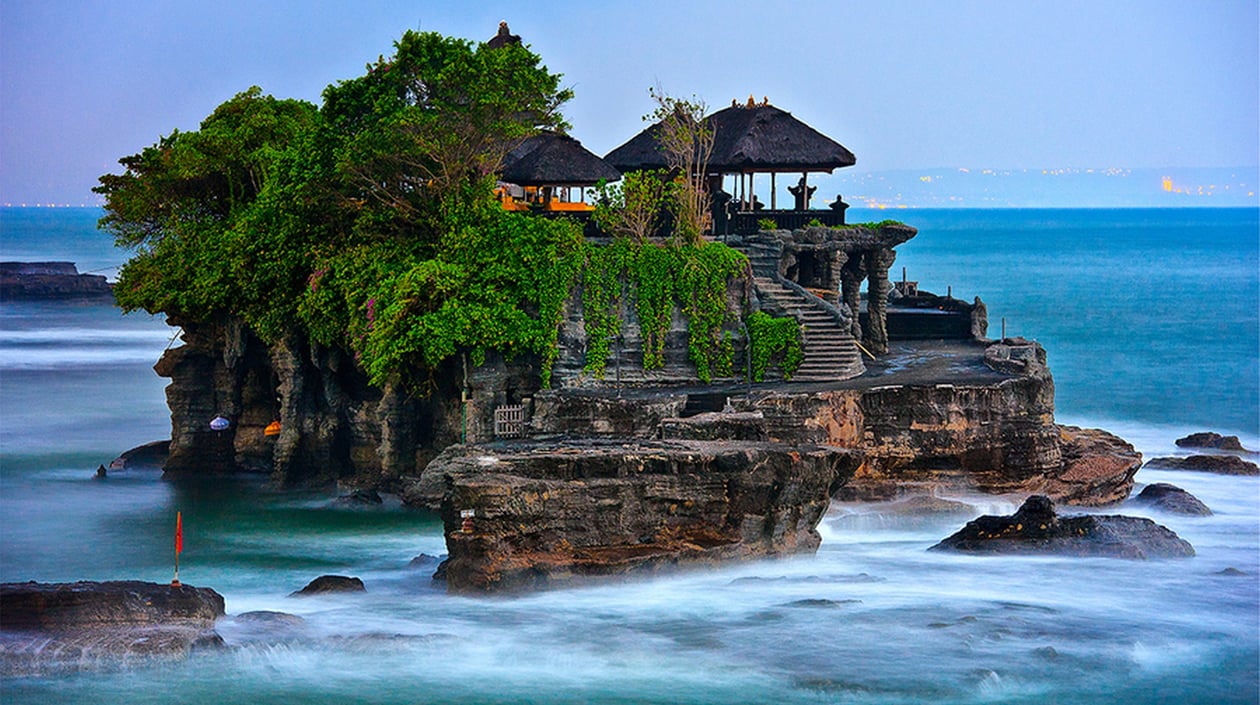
[{"xmin": 1, "ymin": 207, "xmax": 1257, "ymax": 704}]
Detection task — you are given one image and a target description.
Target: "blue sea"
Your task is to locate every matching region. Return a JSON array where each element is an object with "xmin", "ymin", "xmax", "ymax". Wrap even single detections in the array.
[{"xmin": 1, "ymin": 206, "xmax": 1257, "ymax": 704}]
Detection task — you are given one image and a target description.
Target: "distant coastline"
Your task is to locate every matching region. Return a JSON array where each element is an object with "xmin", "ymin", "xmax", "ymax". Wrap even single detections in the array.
[{"xmin": 5, "ymin": 166, "xmax": 1258, "ymax": 211}]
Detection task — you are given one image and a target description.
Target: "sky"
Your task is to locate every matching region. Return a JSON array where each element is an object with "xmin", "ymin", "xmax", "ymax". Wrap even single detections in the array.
[{"xmin": 1, "ymin": 0, "xmax": 1257, "ymax": 206}]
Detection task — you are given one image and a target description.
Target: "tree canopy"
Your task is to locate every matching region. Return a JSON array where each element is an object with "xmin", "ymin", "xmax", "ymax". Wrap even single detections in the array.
[{"xmin": 97, "ymin": 29, "xmax": 791, "ymax": 390}]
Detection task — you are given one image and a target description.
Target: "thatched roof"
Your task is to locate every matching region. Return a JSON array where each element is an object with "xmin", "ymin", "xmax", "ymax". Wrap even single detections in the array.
[
  {"xmin": 604, "ymin": 103, "xmax": 856, "ymax": 174},
  {"xmin": 501, "ymin": 132, "xmax": 622, "ymax": 186}
]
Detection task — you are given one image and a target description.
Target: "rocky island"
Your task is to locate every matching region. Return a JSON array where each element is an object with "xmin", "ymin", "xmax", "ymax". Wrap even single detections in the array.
[
  {"xmin": 0, "ymin": 261, "xmax": 113, "ymax": 300},
  {"xmin": 92, "ymin": 25, "xmax": 1148, "ymax": 592}
]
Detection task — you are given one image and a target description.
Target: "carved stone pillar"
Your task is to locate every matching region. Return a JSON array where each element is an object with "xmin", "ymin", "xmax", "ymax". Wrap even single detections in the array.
[
  {"xmin": 840, "ymin": 253, "xmax": 865, "ymax": 340},
  {"xmin": 826, "ymin": 250, "xmax": 848, "ymax": 306},
  {"xmin": 865, "ymin": 247, "xmax": 897, "ymax": 354}
]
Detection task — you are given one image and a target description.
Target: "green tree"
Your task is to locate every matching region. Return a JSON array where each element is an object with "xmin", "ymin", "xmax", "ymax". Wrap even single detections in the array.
[
  {"xmin": 647, "ymin": 88, "xmax": 714, "ymax": 246},
  {"xmin": 590, "ymin": 169, "xmax": 671, "ymax": 243},
  {"xmin": 323, "ymin": 30, "xmax": 573, "ymax": 237}
]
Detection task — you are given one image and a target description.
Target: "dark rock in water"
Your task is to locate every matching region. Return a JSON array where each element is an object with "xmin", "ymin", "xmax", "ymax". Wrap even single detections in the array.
[
  {"xmin": 0, "ymin": 580, "xmax": 224, "ymax": 629},
  {"xmin": 0, "ymin": 261, "xmax": 114, "ymax": 300},
  {"xmin": 1144, "ymin": 455, "xmax": 1259, "ymax": 476},
  {"xmin": 333, "ymin": 488, "xmax": 383, "ymax": 506},
  {"xmin": 1175, "ymin": 432, "xmax": 1248, "ymax": 452},
  {"xmin": 1132, "ymin": 483, "xmax": 1212, "ymax": 516},
  {"xmin": 0, "ymin": 580, "xmax": 225, "ymax": 675},
  {"xmin": 290, "ymin": 575, "xmax": 366, "ymax": 596},
  {"xmin": 408, "ymin": 553, "xmax": 444, "ymax": 569},
  {"xmin": 930, "ymin": 495, "xmax": 1195, "ymax": 559},
  {"xmin": 233, "ymin": 610, "xmax": 307, "ymax": 627},
  {"xmin": 881, "ymin": 495, "xmax": 977, "ymax": 516},
  {"xmin": 1216, "ymin": 567, "xmax": 1248, "ymax": 577},
  {"xmin": 108, "ymin": 440, "xmax": 170, "ymax": 471}
]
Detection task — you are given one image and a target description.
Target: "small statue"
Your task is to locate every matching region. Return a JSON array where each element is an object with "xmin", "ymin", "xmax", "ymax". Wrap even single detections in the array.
[
  {"xmin": 828, "ymin": 194, "xmax": 850, "ymax": 224},
  {"xmin": 970, "ymin": 296, "xmax": 989, "ymax": 340},
  {"xmin": 788, "ymin": 177, "xmax": 816, "ymax": 210}
]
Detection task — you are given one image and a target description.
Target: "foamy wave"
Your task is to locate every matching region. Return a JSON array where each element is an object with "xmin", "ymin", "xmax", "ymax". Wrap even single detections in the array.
[
  {"xmin": 0, "ymin": 328, "xmax": 174, "ymax": 345},
  {"xmin": 0, "ymin": 347, "xmax": 162, "ymax": 369}
]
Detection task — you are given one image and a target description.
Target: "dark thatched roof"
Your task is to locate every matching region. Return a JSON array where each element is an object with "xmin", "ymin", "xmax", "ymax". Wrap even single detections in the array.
[
  {"xmin": 604, "ymin": 103, "xmax": 856, "ymax": 174},
  {"xmin": 501, "ymin": 132, "xmax": 622, "ymax": 186}
]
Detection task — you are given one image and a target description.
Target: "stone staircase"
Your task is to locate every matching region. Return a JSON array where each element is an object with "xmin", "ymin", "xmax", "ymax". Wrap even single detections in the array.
[{"xmin": 739, "ymin": 236, "xmax": 865, "ymax": 383}]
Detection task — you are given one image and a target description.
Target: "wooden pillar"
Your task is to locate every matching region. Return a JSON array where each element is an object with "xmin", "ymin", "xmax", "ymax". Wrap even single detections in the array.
[{"xmin": 770, "ymin": 173, "xmax": 777, "ymax": 210}]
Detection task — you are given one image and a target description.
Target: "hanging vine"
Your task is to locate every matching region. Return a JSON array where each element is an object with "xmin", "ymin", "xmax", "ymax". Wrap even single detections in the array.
[{"xmin": 746, "ymin": 310, "xmax": 804, "ymax": 382}]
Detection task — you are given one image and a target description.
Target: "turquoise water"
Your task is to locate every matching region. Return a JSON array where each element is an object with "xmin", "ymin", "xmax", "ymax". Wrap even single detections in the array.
[{"xmin": 1, "ymin": 207, "xmax": 1257, "ymax": 704}]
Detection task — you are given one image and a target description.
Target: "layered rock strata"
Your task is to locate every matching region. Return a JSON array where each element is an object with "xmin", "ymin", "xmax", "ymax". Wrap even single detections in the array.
[
  {"xmin": 0, "ymin": 261, "xmax": 113, "ymax": 300},
  {"xmin": 421, "ymin": 440, "xmax": 860, "ymax": 593},
  {"xmin": 0, "ymin": 581, "xmax": 225, "ymax": 674}
]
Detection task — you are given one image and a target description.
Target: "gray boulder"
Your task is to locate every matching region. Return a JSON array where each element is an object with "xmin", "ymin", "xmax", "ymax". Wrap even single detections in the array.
[
  {"xmin": 1132, "ymin": 483, "xmax": 1212, "ymax": 516},
  {"xmin": 290, "ymin": 575, "xmax": 365, "ymax": 596}
]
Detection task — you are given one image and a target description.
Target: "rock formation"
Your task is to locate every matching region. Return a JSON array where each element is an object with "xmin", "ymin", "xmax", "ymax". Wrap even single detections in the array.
[
  {"xmin": 140, "ymin": 222, "xmax": 1151, "ymax": 592},
  {"xmin": 0, "ymin": 261, "xmax": 113, "ymax": 300},
  {"xmin": 1175, "ymin": 431, "xmax": 1249, "ymax": 452},
  {"xmin": 1144, "ymin": 455, "xmax": 1259, "ymax": 476},
  {"xmin": 0, "ymin": 580, "xmax": 224, "ymax": 675},
  {"xmin": 421, "ymin": 439, "xmax": 860, "ymax": 592},
  {"xmin": 1132, "ymin": 483, "xmax": 1213, "ymax": 516},
  {"xmin": 290, "ymin": 575, "xmax": 366, "ymax": 596},
  {"xmin": 930, "ymin": 495, "xmax": 1195, "ymax": 559}
]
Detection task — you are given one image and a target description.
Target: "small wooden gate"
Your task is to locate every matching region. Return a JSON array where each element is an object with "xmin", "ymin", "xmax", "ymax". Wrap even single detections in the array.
[{"xmin": 493, "ymin": 404, "xmax": 527, "ymax": 439}]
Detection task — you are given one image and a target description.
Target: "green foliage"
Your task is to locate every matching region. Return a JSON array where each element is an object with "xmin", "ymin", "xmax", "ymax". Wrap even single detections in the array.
[
  {"xmin": 323, "ymin": 30, "xmax": 571, "ymax": 238},
  {"xmin": 304, "ymin": 207, "xmax": 585, "ymax": 388},
  {"xmin": 99, "ymin": 28, "xmax": 579, "ymax": 392},
  {"xmin": 646, "ymin": 88, "xmax": 713, "ymax": 245},
  {"xmin": 98, "ymin": 28, "xmax": 761, "ymax": 393},
  {"xmin": 590, "ymin": 170, "xmax": 670, "ymax": 242},
  {"xmin": 581, "ymin": 240, "xmax": 748, "ymax": 382},
  {"xmin": 746, "ymin": 311, "xmax": 803, "ymax": 382},
  {"xmin": 580, "ymin": 238, "xmax": 632, "ymax": 377},
  {"xmin": 675, "ymin": 243, "xmax": 747, "ymax": 381},
  {"xmin": 757, "ymin": 218, "xmax": 778, "ymax": 231},
  {"xmin": 854, "ymin": 219, "xmax": 905, "ymax": 229}
]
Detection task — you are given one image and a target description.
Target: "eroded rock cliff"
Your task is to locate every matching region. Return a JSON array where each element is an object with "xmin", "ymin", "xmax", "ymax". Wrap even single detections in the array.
[{"xmin": 423, "ymin": 439, "xmax": 861, "ymax": 592}]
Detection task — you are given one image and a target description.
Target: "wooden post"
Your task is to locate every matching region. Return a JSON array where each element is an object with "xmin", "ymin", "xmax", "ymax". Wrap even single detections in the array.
[{"xmin": 770, "ymin": 172, "xmax": 776, "ymax": 210}]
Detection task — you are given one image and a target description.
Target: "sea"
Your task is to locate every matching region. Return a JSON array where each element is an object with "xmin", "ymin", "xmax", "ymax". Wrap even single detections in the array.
[{"xmin": 1, "ymin": 206, "xmax": 1257, "ymax": 704}]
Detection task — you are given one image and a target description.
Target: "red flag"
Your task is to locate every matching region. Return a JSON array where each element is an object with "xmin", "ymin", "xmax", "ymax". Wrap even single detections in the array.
[{"xmin": 175, "ymin": 511, "xmax": 183, "ymax": 555}]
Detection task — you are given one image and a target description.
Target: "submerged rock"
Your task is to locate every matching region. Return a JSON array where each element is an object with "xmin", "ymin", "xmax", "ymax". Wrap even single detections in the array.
[
  {"xmin": 929, "ymin": 495, "xmax": 1195, "ymax": 559},
  {"xmin": 1175, "ymin": 432, "xmax": 1248, "ymax": 452},
  {"xmin": 1131, "ymin": 483, "xmax": 1212, "ymax": 516},
  {"xmin": 332, "ymin": 488, "xmax": 383, "ymax": 507},
  {"xmin": 107, "ymin": 440, "xmax": 170, "ymax": 471},
  {"xmin": 290, "ymin": 575, "xmax": 366, "ymax": 596},
  {"xmin": 0, "ymin": 580, "xmax": 225, "ymax": 675},
  {"xmin": 1144, "ymin": 455, "xmax": 1259, "ymax": 476}
]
